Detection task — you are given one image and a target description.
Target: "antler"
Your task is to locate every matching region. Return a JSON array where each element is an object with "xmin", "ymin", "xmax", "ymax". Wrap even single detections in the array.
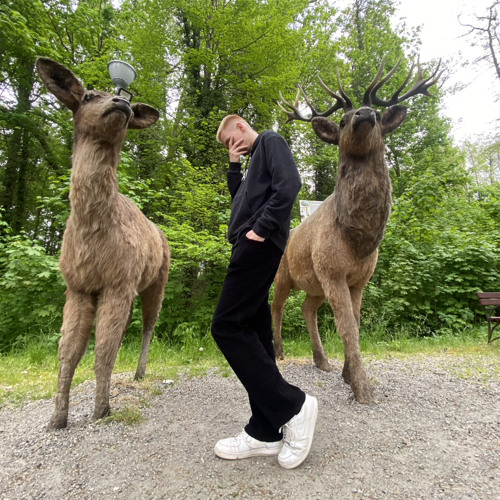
[
  {"xmin": 280, "ymin": 56, "xmax": 442, "ymax": 122},
  {"xmin": 279, "ymin": 70, "xmax": 354, "ymax": 123},
  {"xmin": 278, "ymin": 88, "xmax": 311, "ymax": 122},
  {"xmin": 363, "ymin": 56, "xmax": 443, "ymax": 108}
]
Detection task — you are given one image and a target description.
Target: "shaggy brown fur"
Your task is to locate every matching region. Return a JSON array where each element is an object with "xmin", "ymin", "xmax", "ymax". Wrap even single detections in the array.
[
  {"xmin": 273, "ymin": 60, "xmax": 440, "ymax": 403},
  {"xmin": 36, "ymin": 58, "xmax": 170, "ymax": 429}
]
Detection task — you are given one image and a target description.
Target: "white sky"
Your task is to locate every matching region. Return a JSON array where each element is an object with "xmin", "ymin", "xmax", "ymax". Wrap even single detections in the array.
[{"xmin": 394, "ymin": 0, "xmax": 500, "ymax": 143}]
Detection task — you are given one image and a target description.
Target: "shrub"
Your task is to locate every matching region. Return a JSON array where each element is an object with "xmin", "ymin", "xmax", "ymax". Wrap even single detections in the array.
[{"xmin": 0, "ymin": 233, "xmax": 65, "ymax": 350}]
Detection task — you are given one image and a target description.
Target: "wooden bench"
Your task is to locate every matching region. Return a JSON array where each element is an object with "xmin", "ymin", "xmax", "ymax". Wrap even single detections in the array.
[{"xmin": 477, "ymin": 292, "xmax": 500, "ymax": 343}]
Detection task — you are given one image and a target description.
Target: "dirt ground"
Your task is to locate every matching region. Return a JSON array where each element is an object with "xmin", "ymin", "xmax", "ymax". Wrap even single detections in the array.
[{"xmin": 0, "ymin": 355, "xmax": 499, "ymax": 499}]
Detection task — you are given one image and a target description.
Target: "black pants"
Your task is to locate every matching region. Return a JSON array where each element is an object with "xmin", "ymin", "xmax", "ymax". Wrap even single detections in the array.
[{"xmin": 212, "ymin": 236, "xmax": 305, "ymax": 442}]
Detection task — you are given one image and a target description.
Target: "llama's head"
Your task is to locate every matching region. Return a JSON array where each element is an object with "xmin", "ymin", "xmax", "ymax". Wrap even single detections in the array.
[
  {"xmin": 36, "ymin": 57, "xmax": 159, "ymax": 144},
  {"xmin": 280, "ymin": 57, "xmax": 442, "ymax": 158}
]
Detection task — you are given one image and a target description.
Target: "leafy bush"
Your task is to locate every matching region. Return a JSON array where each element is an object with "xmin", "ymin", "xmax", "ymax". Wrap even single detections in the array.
[
  {"xmin": 363, "ymin": 162, "xmax": 500, "ymax": 335},
  {"xmin": 0, "ymin": 233, "xmax": 65, "ymax": 350}
]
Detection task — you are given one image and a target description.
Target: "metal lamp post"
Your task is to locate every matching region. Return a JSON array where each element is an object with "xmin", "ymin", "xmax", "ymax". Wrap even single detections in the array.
[{"xmin": 108, "ymin": 60, "xmax": 137, "ymax": 101}]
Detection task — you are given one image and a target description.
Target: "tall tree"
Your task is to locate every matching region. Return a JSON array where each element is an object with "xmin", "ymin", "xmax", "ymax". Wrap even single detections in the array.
[
  {"xmin": 463, "ymin": 134, "xmax": 500, "ymax": 186},
  {"xmin": 0, "ymin": 0, "xmax": 121, "ymax": 243},
  {"xmin": 0, "ymin": 0, "xmax": 51, "ymax": 234},
  {"xmin": 460, "ymin": 1, "xmax": 500, "ymax": 86}
]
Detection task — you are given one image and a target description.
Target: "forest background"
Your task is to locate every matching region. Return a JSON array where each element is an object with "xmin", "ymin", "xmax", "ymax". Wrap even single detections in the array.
[{"xmin": 1, "ymin": 0, "xmax": 499, "ymax": 353}]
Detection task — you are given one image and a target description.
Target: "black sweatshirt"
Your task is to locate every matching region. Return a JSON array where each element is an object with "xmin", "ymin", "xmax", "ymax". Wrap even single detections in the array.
[{"xmin": 227, "ymin": 130, "xmax": 302, "ymax": 251}]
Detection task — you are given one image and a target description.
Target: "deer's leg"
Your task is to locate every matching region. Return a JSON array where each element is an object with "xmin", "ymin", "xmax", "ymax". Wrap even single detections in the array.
[
  {"xmin": 92, "ymin": 292, "xmax": 134, "ymax": 420},
  {"xmin": 302, "ymin": 293, "xmax": 331, "ymax": 371},
  {"xmin": 48, "ymin": 290, "xmax": 96, "ymax": 430},
  {"xmin": 350, "ymin": 286, "xmax": 363, "ymax": 329},
  {"xmin": 134, "ymin": 277, "xmax": 166, "ymax": 381},
  {"xmin": 342, "ymin": 286, "xmax": 364, "ymax": 383},
  {"xmin": 325, "ymin": 282, "xmax": 374, "ymax": 404},
  {"xmin": 271, "ymin": 263, "xmax": 292, "ymax": 360}
]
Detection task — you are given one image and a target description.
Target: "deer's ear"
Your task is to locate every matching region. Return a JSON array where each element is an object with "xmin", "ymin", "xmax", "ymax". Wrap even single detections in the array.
[
  {"xmin": 380, "ymin": 105, "xmax": 407, "ymax": 136},
  {"xmin": 36, "ymin": 58, "xmax": 84, "ymax": 113},
  {"xmin": 128, "ymin": 104, "xmax": 160, "ymax": 129},
  {"xmin": 312, "ymin": 116, "xmax": 340, "ymax": 145}
]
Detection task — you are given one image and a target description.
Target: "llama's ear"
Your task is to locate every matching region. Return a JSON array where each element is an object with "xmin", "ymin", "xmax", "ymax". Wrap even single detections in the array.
[
  {"xmin": 128, "ymin": 103, "xmax": 160, "ymax": 129},
  {"xmin": 380, "ymin": 105, "xmax": 407, "ymax": 136},
  {"xmin": 311, "ymin": 116, "xmax": 340, "ymax": 145},
  {"xmin": 36, "ymin": 58, "xmax": 84, "ymax": 113}
]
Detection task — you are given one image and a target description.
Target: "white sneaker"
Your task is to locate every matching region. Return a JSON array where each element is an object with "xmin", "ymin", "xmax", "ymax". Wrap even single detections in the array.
[
  {"xmin": 278, "ymin": 394, "xmax": 318, "ymax": 469},
  {"xmin": 214, "ymin": 430, "xmax": 283, "ymax": 460}
]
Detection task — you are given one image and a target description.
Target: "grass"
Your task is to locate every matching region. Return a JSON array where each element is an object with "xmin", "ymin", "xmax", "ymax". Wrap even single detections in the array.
[
  {"xmin": 0, "ymin": 327, "xmax": 230, "ymax": 409},
  {"xmin": 99, "ymin": 406, "xmax": 146, "ymax": 426},
  {"xmin": 0, "ymin": 325, "xmax": 498, "ymax": 410}
]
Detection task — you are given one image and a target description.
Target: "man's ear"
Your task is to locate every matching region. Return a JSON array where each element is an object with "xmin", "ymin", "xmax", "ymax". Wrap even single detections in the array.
[{"xmin": 236, "ymin": 122, "xmax": 244, "ymax": 132}]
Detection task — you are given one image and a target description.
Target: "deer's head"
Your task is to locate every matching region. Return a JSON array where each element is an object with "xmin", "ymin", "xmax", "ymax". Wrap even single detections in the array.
[
  {"xmin": 36, "ymin": 58, "xmax": 159, "ymax": 144},
  {"xmin": 280, "ymin": 57, "xmax": 442, "ymax": 157}
]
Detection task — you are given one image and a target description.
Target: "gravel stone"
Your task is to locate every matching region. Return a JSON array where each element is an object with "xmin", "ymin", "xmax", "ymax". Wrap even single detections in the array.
[{"xmin": 0, "ymin": 355, "xmax": 499, "ymax": 499}]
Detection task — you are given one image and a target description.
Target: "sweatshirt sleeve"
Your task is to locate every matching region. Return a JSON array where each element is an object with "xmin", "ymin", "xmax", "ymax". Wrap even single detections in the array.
[
  {"xmin": 227, "ymin": 162, "xmax": 243, "ymax": 200},
  {"xmin": 252, "ymin": 135, "xmax": 302, "ymax": 239}
]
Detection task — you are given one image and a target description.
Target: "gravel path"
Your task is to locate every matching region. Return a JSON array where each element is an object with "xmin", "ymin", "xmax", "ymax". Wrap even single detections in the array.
[{"xmin": 0, "ymin": 355, "xmax": 499, "ymax": 499}]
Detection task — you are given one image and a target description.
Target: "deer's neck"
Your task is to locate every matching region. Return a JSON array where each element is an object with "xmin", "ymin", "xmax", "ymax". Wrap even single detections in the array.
[
  {"xmin": 333, "ymin": 150, "xmax": 392, "ymax": 258},
  {"xmin": 69, "ymin": 139, "xmax": 122, "ymax": 223}
]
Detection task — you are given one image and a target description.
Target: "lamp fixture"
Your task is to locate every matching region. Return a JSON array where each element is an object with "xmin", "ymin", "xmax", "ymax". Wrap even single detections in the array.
[{"xmin": 108, "ymin": 60, "xmax": 137, "ymax": 101}]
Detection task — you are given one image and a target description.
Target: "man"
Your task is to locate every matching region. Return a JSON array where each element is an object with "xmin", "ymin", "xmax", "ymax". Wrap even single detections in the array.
[{"xmin": 211, "ymin": 114, "xmax": 318, "ymax": 470}]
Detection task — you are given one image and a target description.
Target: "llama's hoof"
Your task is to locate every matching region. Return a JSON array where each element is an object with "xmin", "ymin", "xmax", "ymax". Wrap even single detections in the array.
[{"xmin": 47, "ymin": 415, "xmax": 68, "ymax": 431}]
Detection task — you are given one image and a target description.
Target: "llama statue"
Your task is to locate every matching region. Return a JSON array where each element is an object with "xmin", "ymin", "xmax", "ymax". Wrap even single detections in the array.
[
  {"xmin": 273, "ymin": 57, "xmax": 441, "ymax": 403},
  {"xmin": 36, "ymin": 58, "xmax": 171, "ymax": 429}
]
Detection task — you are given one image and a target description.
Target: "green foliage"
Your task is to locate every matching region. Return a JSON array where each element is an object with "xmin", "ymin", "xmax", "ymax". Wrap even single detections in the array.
[
  {"xmin": 0, "ymin": 230, "xmax": 65, "ymax": 350},
  {"xmin": 157, "ymin": 219, "xmax": 230, "ymax": 333},
  {"xmin": 364, "ymin": 156, "xmax": 500, "ymax": 334},
  {"xmin": 1, "ymin": 0, "xmax": 500, "ymax": 351},
  {"xmin": 463, "ymin": 134, "xmax": 500, "ymax": 187},
  {"xmin": 115, "ymin": 154, "xmax": 232, "ymax": 335}
]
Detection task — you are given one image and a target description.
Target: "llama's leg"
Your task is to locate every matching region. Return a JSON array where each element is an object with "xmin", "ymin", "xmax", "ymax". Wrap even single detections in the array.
[
  {"xmin": 92, "ymin": 293, "xmax": 134, "ymax": 420},
  {"xmin": 325, "ymin": 283, "xmax": 375, "ymax": 404},
  {"xmin": 134, "ymin": 277, "xmax": 166, "ymax": 380},
  {"xmin": 48, "ymin": 290, "xmax": 96, "ymax": 430},
  {"xmin": 302, "ymin": 294, "xmax": 331, "ymax": 371},
  {"xmin": 271, "ymin": 265, "xmax": 292, "ymax": 360}
]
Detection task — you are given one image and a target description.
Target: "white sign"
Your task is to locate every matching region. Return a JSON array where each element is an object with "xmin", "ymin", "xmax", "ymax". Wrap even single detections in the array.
[{"xmin": 299, "ymin": 200, "xmax": 322, "ymax": 221}]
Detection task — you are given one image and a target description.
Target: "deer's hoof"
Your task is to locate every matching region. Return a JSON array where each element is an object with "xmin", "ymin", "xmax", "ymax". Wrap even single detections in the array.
[
  {"xmin": 92, "ymin": 405, "xmax": 111, "ymax": 421},
  {"xmin": 353, "ymin": 382, "xmax": 376, "ymax": 404},
  {"xmin": 342, "ymin": 366, "xmax": 351, "ymax": 384},
  {"xmin": 47, "ymin": 415, "xmax": 68, "ymax": 431},
  {"xmin": 314, "ymin": 357, "xmax": 333, "ymax": 372}
]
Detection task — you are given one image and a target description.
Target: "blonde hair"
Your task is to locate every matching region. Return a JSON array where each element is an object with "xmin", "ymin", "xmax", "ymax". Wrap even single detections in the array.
[{"xmin": 216, "ymin": 114, "xmax": 247, "ymax": 143}]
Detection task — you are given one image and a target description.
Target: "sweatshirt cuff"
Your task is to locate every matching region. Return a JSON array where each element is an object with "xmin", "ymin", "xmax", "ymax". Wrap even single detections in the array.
[
  {"xmin": 229, "ymin": 162, "xmax": 241, "ymax": 171},
  {"xmin": 252, "ymin": 222, "xmax": 271, "ymax": 239}
]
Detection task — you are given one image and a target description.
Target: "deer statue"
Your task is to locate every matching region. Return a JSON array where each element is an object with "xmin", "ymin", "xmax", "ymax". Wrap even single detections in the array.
[
  {"xmin": 36, "ymin": 58, "xmax": 171, "ymax": 429},
  {"xmin": 272, "ymin": 57, "xmax": 441, "ymax": 403}
]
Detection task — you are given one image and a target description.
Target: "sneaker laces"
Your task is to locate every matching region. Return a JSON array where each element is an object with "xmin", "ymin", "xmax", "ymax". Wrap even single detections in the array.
[
  {"xmin": 280, "ymin": 419, "xmax": 296, "ymax": 446},
  {"xmin": 230, "ymin": 430, "xmax": 247, "ymax": 443}
]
